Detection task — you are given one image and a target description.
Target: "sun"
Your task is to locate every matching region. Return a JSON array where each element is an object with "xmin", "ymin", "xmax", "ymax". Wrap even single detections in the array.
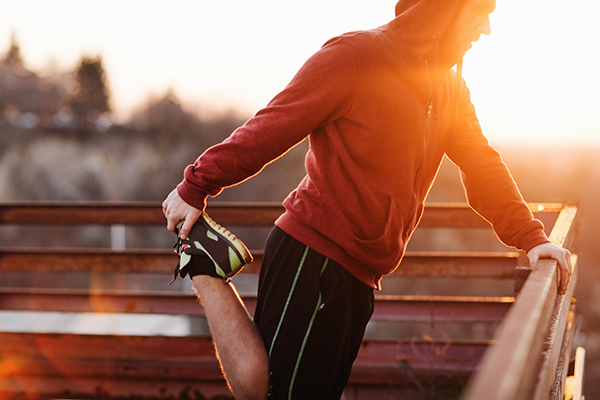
[{"xmin": 462, "ymin": 0, "xmax": 600, "ymax": 146}]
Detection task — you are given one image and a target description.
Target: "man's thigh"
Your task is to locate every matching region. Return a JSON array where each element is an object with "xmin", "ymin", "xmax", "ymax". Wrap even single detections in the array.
[{"xmin": 254, "ymin": 226, "xmax": 374, "ymax": 400}]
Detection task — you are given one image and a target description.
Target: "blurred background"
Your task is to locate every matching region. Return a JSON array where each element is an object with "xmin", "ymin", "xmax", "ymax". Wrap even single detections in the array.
[{"xmin": 0, "ymin": 0, "xmax": 598, "ymax": 397}]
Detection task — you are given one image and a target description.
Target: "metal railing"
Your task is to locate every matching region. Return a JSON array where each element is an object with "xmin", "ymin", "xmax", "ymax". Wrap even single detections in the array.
[{"xmin": 0, "ymin": 202, "xmax": 580, "ymax": 399}]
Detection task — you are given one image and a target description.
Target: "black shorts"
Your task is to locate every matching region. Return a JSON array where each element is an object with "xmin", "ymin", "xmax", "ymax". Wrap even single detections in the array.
[{"xmin": 254, "ymin": 226, "xmax": 374, "ymax": 400}]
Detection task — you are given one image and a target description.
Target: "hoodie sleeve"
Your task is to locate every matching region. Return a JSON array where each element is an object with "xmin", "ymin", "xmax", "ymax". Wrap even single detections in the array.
[
  {"xmin": 445, "ymin": 80, "xmax": 550, "ymax": 253},
  {"xmin": 177, "ymin": 36, "xmax": 357, "ymax": 210}
]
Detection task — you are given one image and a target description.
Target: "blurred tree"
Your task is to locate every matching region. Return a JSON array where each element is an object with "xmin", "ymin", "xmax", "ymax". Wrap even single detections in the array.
[
  {"xmin": 4, "ymin": 33, "xmax": 24, "ymax": 68},
  {"xmin": 128, "ymin": 88, "xmax": 230, "ymax": 148},
  {"xmin": 70, "ymin": 56, "xmax": 110, "ymax": 131},
  {"xmin": 0, "ymin": 33, "xmax": 48, "ymax": 127},
  {"xmin": 130, "ymin": 89, "xmax": 195, "ymax": 138}
]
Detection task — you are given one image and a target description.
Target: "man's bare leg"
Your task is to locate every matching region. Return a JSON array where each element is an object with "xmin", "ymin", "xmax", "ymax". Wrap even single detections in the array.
[{"xmin": 191, "ymin": 275, "xmax": 269, "ymax": 400}]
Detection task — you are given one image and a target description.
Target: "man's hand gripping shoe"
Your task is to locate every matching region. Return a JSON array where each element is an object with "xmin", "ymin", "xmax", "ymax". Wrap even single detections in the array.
[{"xmin": 170, "ymin": 212, "xmax": 253, "ymax": 284}]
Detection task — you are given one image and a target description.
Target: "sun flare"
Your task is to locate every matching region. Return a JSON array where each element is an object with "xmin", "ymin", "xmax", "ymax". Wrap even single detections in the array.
[{"xmin": 0, "ymin": 0, "xmax": 598, "ymax": 145}]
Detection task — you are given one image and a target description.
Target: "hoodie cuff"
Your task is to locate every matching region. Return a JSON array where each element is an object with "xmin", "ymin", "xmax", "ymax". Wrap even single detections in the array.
[
  {"xmin": 176, "ymin": 181, "xmax": 208, "ymax": 212},
  {"xmin": 522, "ymin": 230, "xmax": 552, "ymax": 254}
]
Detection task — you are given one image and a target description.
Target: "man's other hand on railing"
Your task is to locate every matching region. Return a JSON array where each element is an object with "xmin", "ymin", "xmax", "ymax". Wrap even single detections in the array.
[{"xmin": 528, "ymin": 243, "xmax": 573, "ymax": 295}]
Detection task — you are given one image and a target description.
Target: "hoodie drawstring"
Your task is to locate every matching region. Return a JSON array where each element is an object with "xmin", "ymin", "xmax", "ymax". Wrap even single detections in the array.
[
  {"xmin": 452, "ymin": 58, "xmax": 463, "ymax": 142},
  {"xmin": 430, "ymin": 37, "xmax": 440, "ymax": 120}
]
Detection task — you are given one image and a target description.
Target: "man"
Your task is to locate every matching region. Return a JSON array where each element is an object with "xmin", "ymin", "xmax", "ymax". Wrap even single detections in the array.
[{"xmin": 162, "ymin": 0, "xmax": 573, "ymax": 398}]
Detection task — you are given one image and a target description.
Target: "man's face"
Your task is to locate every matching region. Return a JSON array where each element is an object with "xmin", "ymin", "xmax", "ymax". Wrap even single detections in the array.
[{"xmin": 440, "ymin": 0, "xmax": 496, "ymax": 65}]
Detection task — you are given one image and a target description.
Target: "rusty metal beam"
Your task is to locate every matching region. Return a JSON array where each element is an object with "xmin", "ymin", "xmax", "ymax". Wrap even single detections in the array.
[
  {"xmin": 0, "ymin": 331, "xmax": 217, "ymax": 364},
  {"xmin": 416, "ymin": 203, "xmax": 563, "ymax": 229},
  {"xmin": 0, "ymin": 248, "xmax": 176, "ymax": 273},
  {"xmin": 417, "ymin": 204, "xmax": 490, "ymax": 228},
  {"xmin": 534, "ymin": 258, "xmax": 579, "ymax": 400},
  {"xmin": 0, "ymin": 287, "xmax": 211, "ymax": 316},
  {"xmin": 549, "ymin": 306, "xmax": 578, "ymax": 400},
  {"xmin": 0, "ymin": 331, "xmax": 491, "ymax": 395},
  {"xmin": 0, "ymin": 202, "xmax": 165, "ymax": 225},
  {"xmin": 0, "ymin": 202, "xmax": 565, "ymax": 229},
  {"xmin": 0, "ymin": 378, "xmax": 231, "ymax": 400},
  {"xmin": 463, "ymin": 255, "xmax": 578, "ymax": 400},
  {"xmin": 350, "ymin": 338, "xmax": 492, "ymax": 386},
  {"xmin": 0, "ymin": 248, "xmax": 519, "ymax": 279},
  {"xmin": 392, "ymin": 251, "xmax": 519, "ymax": 277},
  {"xmin": 205, "ymin": 202, "xmax": 285, "ymax": 226},
  {"xmin": 0, "ymin": 202, "xmax": 284, "ymax": 226},
  {"xmin": 373, "ymin": 295, "xmax": 512, "ymax": 322},
  {"xmin": 547, "ymin": 204, "xmax": 579, "ymax": 249},
  {"xmin": 570, "ymin": 347, "xmax": 586, "ymax": 400},
  {"xmin": 463, "ymin": 204, "xmax": 578, "ymax": 400},
  {"xmin": 0, "ymin": 332, "xmax": 228, "ymax": 398},
  {"xmin": 0, "ymin": 287, "xmax": 512, "ymax": 323}
]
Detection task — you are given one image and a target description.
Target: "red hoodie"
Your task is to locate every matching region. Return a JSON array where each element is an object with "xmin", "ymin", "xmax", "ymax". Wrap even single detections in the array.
[{"xmin": 177, "ymin": 0, "xmax": 550, "ymax": 289}]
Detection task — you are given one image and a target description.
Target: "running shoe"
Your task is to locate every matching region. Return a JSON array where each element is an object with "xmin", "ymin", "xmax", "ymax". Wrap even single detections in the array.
[{"xmin": 169, "ymin": 212, "xmax": 253, "ymax": 284}]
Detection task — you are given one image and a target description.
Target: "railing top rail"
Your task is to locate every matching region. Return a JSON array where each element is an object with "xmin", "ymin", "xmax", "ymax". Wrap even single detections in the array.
[
  {"xmin": 0, "ymin": 248, "xmax": 519, "ymax": 277},
  {"xmin": 462, "ymin": 204, "xmax": 578, "ymax": 400},
  {"xmin": 0, "ymin": 201, "xmax": 284, "ymax": 226},
  {"xmin": 0, "ymin": 201, "xmax": 566, "ymax": 228}
]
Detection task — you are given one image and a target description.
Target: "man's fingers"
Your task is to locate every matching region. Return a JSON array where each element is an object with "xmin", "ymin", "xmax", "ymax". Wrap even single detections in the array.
[
  {"xmin": 559, "ymin": 269, "xmax": 569, "ymax": 295},
  {"xmin": 528, "ymin": 243, "xmax": 572, "ymax": 296},
  {"xmin": 528, "ymin": 252, "xmax": 540, "ymax": 268},
  {"xmin": 177, "ymin": 210, "xmax": 202, "ymax": 240},
  {"xmin": 559, "ymin": 252, "xmax": 572, "ymax": 295},
  {"xmin": 163, "ymin": 203, "xmax": 179, "ymax": 234},
  {"xmin": 176, "ymin": 219, "xmax": 189, "ymax": 240},
  {"xmin": 528, "ymin": 253, "xmax": 539, "ymax": 268},
  {"xmin": 166, "ymin": 215, "xmax": 178, "ymax": 234}
]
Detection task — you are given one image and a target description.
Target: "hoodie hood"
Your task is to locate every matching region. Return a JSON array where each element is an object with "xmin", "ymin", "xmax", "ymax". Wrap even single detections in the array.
[
  {"xmin": 391, "ymin": 0, "xmax": 465, "ymax": 60},
  {"xmin": 392, "ymin": 0, "xmax": 467, "ymax": 119}
]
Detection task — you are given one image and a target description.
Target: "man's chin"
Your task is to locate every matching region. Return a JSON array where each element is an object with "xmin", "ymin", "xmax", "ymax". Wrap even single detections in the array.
[{"xmin": 439, "ymin": 49, "xmax": 467, "ymax": 70}]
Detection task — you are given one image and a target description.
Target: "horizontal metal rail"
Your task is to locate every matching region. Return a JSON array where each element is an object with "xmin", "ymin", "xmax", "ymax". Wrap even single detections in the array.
[
  {"xmin": 0, "ymin": 247, "xmax": 520, "ymax": 278},
  {"xmin": 1, "ymin": 201, "xmax": 562, "ymax": 228},
  {"xmin": 351, "ymin": 338, "xmax": 491, "ymax": 385},
  {"xmin": 0, "ymin": 331, "xmax": 491, "ymax": 397},
  {"xmin": 0, "ymin": 288, "xmax": 512, "ymax": 323}
]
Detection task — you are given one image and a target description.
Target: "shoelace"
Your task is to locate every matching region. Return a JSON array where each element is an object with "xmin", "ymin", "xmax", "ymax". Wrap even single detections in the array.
[{"xmin": 172, "ymin": 225, "xmax": 191, "ymax": 257}]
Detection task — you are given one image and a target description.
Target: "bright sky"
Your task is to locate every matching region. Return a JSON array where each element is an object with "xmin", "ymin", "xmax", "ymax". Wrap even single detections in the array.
[{"xmin": 1, "ymin": 0, "xmax": 599, "ymax": 146}]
